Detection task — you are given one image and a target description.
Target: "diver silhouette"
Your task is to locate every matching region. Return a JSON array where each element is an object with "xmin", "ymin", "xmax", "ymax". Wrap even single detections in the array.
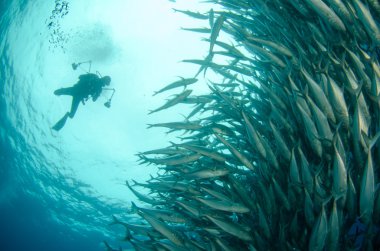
[{"xmin": 52, "ymin": 72, "xmax": 112, "ymax": 131}]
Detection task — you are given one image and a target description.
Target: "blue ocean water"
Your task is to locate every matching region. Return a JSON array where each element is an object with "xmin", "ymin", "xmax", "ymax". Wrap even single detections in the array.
[
  {"xmin": 0, "ymin": 1, "xmax": 139, "ymax": 250},
  {"xmin": 0, "ymin": 0, "xmax": 210, "ymax": 249}
]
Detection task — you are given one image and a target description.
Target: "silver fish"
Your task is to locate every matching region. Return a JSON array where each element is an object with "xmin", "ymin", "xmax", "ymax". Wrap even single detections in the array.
[{"xmin": 305, "ymin": 0, "xmax": 346, "ymax": 31}]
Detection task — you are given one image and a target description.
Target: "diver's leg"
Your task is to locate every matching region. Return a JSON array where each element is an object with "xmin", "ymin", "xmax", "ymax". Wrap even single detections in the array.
[
  {"xmin": 54, "ymin": 87, "xmax": 75, "ymax": 96},
  {"xmin": 68, "ymin": 97, "xmax": 81, "ymax": 118}
]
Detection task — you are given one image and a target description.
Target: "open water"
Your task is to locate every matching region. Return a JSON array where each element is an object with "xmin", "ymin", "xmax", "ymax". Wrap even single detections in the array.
[{"xmin": 0, "ymin": 0, "xmax": 207, "ymax": 250}]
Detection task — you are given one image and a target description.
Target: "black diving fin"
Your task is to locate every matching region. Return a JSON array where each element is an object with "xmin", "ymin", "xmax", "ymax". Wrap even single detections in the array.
[{"xmin": 52, "ymin": 113, "xmax": 69, "ymax": 131}]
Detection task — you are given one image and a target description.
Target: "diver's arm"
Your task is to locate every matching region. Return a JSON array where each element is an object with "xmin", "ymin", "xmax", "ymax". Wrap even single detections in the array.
[
  {"xmin": 92, "ymin": 91, "xmax": 100, "ymax": 101},
  {"xmin": 81, "ymin": 96, "xmax": 89, "ymax": 105},
  {"xmin": 91, "ymin": 83, "xmax": 103, "ymax": 101}
]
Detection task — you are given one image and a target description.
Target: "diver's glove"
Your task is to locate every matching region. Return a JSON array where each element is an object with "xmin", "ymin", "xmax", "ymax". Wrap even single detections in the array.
[
  {"xmin": 92, "ymin": 92, "xmax": 100, "ymax": 102},
  {"xmin": 82, "ymin": 97, "xmax": 89, "ymax": 105}
]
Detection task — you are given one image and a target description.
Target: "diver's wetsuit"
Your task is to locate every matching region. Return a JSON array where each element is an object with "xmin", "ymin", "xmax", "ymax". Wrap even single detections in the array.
[
  {"xmin": 54, "ymin": 73, "xmax": 103, "ymax": 118},
  {"xmin": 52, "ymin": 73, "xmax": 110, "ymax": 131}
]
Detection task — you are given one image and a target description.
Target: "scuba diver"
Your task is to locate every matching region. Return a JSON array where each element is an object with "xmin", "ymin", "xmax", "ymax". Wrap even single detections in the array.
[{"xmin": 52, "ymin": 61, "xmax": 115, "ymax": 131}]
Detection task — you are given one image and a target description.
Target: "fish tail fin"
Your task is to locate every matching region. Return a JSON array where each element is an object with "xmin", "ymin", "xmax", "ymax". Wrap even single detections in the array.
[
  {"xmin": 362, "ymin": 130, "xmax": 380, "ymax": 150},
  {"xmin": 331, "ymin": 121, "xmax": 343, "ymax": 137},
  {"xmin": 103, "ymin": 241, "xmax": 113, "ymax": 251},
  {"xmin": 131, "ymin": 179, "xmax": 139, "ymax": 186},
  {"xmin": 123, "ymin": 228, "xmax": 132, "ymax": 242},
  {"xmin": 109, "ymin": 215, "xmax": 120, "ymax": 226},
  {"xmin": 130, "ymin": 201, "xmax": 139, "ymax": 213},
  {"xmin": 332, "ymin": 190, "xmax": 346, "ymax": 202},
  {"xmin": 322, "ymin": 195, "xmax": 333, "ymax": 207}
]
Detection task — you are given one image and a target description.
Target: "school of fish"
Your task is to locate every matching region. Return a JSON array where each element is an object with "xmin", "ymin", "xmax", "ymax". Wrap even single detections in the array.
[{"xmin": 108, "ymin": 0, "xmax": 380, "ymax": 250}]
